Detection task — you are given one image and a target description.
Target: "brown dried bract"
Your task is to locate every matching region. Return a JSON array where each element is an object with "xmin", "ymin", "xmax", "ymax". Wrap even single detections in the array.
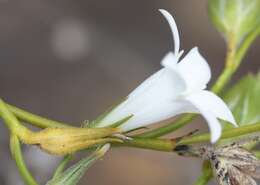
[{"xmin": 175, "ymin": 135, "xmax": 260, "ymax": 185}]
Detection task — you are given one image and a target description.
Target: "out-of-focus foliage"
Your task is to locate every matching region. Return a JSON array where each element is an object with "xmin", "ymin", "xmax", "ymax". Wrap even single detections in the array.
[
  {"xmin": 223, "ymin": 72, "xmax": 260, "ymax": 129},
  {"xmin": 208, "ymin": 0, "xmax": 260, "ymax": 44}
]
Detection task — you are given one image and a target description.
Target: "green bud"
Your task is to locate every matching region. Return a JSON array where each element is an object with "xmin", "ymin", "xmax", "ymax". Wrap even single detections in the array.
[
  {"xmin": 24, "ymin": 127, "xmax": 121, "ymax": 155},
  {"xmin": 208, "ymin": 0, "xmax": 260, "ymax": 44}
]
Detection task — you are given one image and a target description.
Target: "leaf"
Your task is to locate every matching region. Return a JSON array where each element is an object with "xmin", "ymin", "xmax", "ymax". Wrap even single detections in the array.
[
  {"xmin": 223, "ymin": 72, "xmax": 260, "ymax": 128},
  {"xmin": 194, "ymin": 160, "xmax": 213, "ymax": 185},
  {"xmin": 208, "ymin": 0, "xmax": 260, "ymax": 44},
  {"xmin": 46, "ymin": 144, "xmax": 110, "ymax": 185}
]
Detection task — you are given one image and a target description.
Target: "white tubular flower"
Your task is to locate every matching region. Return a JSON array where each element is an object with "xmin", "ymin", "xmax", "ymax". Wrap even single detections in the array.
[{"xmin": 97, "ymin": 9, "xmax": 237, "ymax": 143}]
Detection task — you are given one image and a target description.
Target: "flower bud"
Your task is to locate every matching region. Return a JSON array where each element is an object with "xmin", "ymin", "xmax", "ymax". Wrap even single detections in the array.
[
  {"xmin": 208, "ymin": 0, "xmax": 260, "ymax": 44},
  {"xmin": 24, "ymin": 127, "xmax": 121, "ymax": 155}
]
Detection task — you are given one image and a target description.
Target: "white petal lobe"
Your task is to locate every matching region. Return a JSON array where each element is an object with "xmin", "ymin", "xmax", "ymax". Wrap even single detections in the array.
[
  {"xmin": 184, "ymin": 90, "xmax": 237, "ymax": 142},
  {"xmin": 186, "ymin": 90, "xmax": 237, "ymax": 126},
  {"xmin": 177, "ymin": 47, "xmax": 211, "ymax": 91},
  {"xmin": 200, "ymin": 108, "xmax": 222, "ymax": 143},
  {"xmin": 182, "ymin": 98, "xmax": 222, "ymax": 142}
]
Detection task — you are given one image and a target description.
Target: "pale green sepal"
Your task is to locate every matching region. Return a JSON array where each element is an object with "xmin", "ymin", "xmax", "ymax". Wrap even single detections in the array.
[
  {"xmin": 88, "ymin": 97, "xmax": 127, "ymax": 128},
  {"xmin": 106, "ymin": 114, "xmax": 133, "ymax": 128}
]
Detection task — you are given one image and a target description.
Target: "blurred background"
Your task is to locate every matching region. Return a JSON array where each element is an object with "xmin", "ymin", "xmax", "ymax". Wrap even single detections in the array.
[{"xmin": 0, "ymin": 0, "xmax": 259, "ymax": 184}]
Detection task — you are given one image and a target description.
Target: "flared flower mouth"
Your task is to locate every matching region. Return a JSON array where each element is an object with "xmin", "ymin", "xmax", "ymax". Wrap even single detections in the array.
[{"xmin": 96, "ymin": 9, "xmax": 237, "ymax": 143}]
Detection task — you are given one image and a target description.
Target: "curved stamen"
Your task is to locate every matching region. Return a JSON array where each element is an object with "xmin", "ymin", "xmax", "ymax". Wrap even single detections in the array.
[{"xmin": 159, "ymin": 9, "xmax": 180, "ymax": 56}]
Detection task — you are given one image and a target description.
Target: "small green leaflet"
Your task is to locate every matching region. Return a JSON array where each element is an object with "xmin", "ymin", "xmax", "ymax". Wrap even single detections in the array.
[
  {"xmin": 46, "ymin": 144, "xmax": 110, "ymax": 185},
  {"xmin": 222, "ymin": 72, "xmax": 260, "ymax": 129}
]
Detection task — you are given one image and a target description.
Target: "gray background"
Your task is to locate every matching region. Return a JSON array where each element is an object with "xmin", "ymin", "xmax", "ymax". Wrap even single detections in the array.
[{"xmin": 0, "ymin": 0, "xmax": 259, "ymax": 184}]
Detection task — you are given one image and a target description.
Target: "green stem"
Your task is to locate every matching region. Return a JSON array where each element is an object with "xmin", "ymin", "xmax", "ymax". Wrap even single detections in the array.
[
  {"xmin": 118, "ymin": 120, "xmax": 260, "ymax": 151},
  {"xmin": 179, "ymin": 122, "xmax": 260, "ymax": 145},
  {"xmin": 119, "ymin": 137, "xmax": 176, "ymax": 152},
  {"xmin": 10, "ymin": 135, "xmax": 38, "ymax": 185},
  {"xmin": 7, "ymin": 104, "xmax": 71, "ymax": 128},
  {"xmin": 234, "ymin": 26, "xmax": 260, "ymax": 69},
  {"xmin": 211, "ymin": 34, "xmax": 237, "ymax": 94},
  {"xmin": 0, "ymin": 99, "xmax": 33, "ymax": 139},
  {"xmin": 211, "ymin": 67, "xmax": 235, "ymax": 94},
  {"xmin": 194, "ymin": 161, "xmax": 213, "ymax": 185},
  {"xmin": 212, "ymin": 27, "xmax": 260, "ymax": 94}
]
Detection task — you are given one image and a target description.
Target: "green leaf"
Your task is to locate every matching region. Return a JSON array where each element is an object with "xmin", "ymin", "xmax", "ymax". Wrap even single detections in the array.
[
  {"xmin": 223, "ymin": 72, "xmax": 260, "ymax": 128},
  {"xmin": 194, "ymin": 161, "xmax": 213, "ymax": 185},
  {"xmin": 208, "ymin": 0, "xmax": 260, "ymax": 44},
  {"xmin": 46, "ymin": 144, "xmax": 110, "ymax": 185},
  {"xmin": 52, "ymin": 155, "xmax": 73, "ymax": 179}
]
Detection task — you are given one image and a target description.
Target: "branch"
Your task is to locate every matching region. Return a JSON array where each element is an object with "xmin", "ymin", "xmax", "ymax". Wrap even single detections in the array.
[{"xmin": 7, "ymin": 104, "xmax": 71, "ymax": 128}]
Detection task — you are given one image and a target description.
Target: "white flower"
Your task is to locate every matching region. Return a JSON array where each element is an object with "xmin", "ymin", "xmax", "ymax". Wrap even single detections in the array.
[{"xmin": 97, "ymin": 9, "xmax": 237, "ymax": 143}]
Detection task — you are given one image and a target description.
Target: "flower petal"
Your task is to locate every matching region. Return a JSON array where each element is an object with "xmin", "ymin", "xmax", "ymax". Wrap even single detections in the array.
[
  {"xmin": 183, "ymin": 90, "xmax": 237, "ymax": 142},
  {"xmin": 177, "ymin": 47, "xmax": 211, "ymax": 91},
  {"xmin": 197, "ymin": 107, "xmax": 222, "ymax": 143},
  {"xmin": 185, "ymin": 90, "xmax": 237, "ymax": 126},
  {"xmin": 119, "ymin": 99, "xmax": 194, "ymax": 131},
  {"xmin": 159, "ymin": 9, "xmax": 180, "ymax": 56},
  {"xmin": 161, "ymin": 52, "xmax": 179, "ymax": 69},
  {"xmin": 129, "ymin": 67, "xmax": 185, "ymax": 100},
  {"xmin": 131, "ymin": 52, "xmax": 179, "ymax": 99},
  {"xmin": 96, "ymin": 66, "xmax": 186, "ymax": 129}
]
